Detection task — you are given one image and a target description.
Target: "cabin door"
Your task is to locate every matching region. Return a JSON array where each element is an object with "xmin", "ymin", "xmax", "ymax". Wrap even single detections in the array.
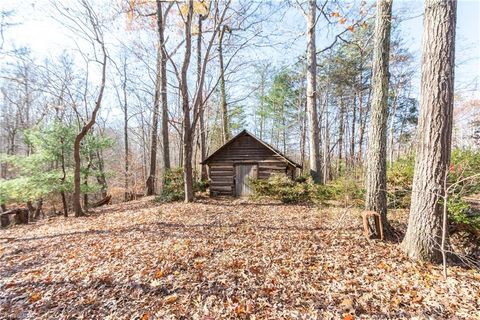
[{"xmin": 235, "ymin": 164, "xmax": 257, "ymax": 197}]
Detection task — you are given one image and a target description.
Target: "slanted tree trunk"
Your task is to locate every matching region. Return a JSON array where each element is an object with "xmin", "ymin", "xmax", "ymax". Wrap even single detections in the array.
[
  {"xmin": 365, "ymin": 0, "xmax": 394, "ymax": 238},
  {"xmin": 72, "ymin": 3, "xmax": 108, "ymax": 217},
  {"xmin": 306, "ymin": 0, "xmax": 322, "ymax": 183},
  {"xmin": 402, "ymin": 0, "xmax": 457, "ymax": 261}
]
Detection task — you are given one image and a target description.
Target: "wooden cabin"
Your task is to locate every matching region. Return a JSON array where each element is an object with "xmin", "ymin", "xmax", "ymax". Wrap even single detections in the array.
[{"xmin": 201, "ymin": 130, "xmax": 302, "ymax": 197}]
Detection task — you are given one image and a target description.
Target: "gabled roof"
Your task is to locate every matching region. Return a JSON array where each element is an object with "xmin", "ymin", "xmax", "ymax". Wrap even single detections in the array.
[{"xmin": 201, "ymin": 129, "xmax": 302, "ymax": 168}]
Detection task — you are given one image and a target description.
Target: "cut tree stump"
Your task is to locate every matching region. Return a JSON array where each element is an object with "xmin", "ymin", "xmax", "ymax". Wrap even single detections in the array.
[{"xmin": 1, "ymin": 209, "xmax": 29, "ymax": 228}]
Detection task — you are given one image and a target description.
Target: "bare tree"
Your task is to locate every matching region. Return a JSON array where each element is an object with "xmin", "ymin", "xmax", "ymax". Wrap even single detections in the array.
[
  {"xmin": 146, "ymin": 0, "xmax": 173, "ymax": 196},
  {"xmin": 402, "ymin": 0, "xmax": 457, "ymax": 261},
  {"xmin": 54, "ymin": 0, "xmax": 109, "ymax": 217}
]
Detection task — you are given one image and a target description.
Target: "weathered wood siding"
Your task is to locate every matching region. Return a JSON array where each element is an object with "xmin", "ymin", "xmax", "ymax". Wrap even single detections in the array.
[{"xmin": 208, "ymin": 135, "xmax": 291, "ymax": 196}]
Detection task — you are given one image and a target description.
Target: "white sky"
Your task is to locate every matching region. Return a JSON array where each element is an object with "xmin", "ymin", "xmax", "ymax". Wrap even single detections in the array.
[{"xmin": 1, "ymin": 0, "xmax": 479, "ymax": 110}]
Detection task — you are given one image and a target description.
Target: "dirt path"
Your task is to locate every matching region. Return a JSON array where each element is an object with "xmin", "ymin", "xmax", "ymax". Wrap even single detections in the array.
[{"xmin": 0, "ymin": 198, "xmax": 479, "ymax": 319}]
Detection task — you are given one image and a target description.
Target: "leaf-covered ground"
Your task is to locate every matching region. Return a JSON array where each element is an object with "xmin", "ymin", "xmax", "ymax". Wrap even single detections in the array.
[{"xmin": 1, "ymin": 198, "xmax": 479, "ymax": 319}]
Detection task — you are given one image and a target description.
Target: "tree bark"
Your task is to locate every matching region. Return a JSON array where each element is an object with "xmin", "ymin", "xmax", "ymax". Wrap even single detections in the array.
[
  {"xmin": 306, "ymin": 0, "xmax": 322, "ymax": 183},
  {"xmin": 218, "ymin": 25, "xmax": 230, "ymax": 144},
  {"xmin": 402, "ymin": 0, "xmax": 457, "ymax": 262},
  {"xmin": 365, "ymin": 0, "xmax": 393, "ymax": 238},
  {"xmin": 350, "ymin": 94, "xmax": 357, "ymax": 167},
  {"xmin": 158, "ymin": 1, "xmax": 171, "ymax": 172},
  {"xmin": 197, "ymin": 14, "xmax": 208, "ymax": 181},
  {"xmin": 73, "ymin": 33, "xmax": 107, "ymax": 217},
  {"xmin": 181, "ymin": 1, "xmax": 194, "ymax": 202},
  {"xmin": 122, "ymin": 58, "xmax": 130, "ymax": 201},
  {"xmin": 337, "ymin": 97, "xmax": 345, "ymax": 176}
]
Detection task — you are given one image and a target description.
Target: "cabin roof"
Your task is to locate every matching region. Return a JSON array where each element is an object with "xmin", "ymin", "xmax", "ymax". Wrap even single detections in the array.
[{"xmin": 201, "ymin": 129, "xmax": 302, "ymax": 168}]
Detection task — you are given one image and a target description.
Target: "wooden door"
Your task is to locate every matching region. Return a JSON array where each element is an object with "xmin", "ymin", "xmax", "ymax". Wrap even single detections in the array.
[{"xmin": 235, "ymin": 164, "xmax": 257, "ymax": 197}]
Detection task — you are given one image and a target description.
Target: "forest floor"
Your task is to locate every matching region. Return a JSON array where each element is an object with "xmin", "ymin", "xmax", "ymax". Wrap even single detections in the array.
[{"xmin": 0, "ymin": 197, "xmax": 479, "ymax": 320}]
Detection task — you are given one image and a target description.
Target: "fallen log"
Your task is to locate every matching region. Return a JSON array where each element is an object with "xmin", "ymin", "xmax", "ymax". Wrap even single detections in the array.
[
  {"xmin": 91, "ymin": 194, "xmax": 112, "ymax": 208},
  {"xmin": 1, "ymin": 208, "xmax": 29, "ymax": 228}
]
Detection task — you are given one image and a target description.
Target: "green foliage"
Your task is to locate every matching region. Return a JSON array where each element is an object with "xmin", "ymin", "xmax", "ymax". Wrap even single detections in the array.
[
  {"xmin": 448, "ymin": 197, "xmax": 480, "ymax": 230},
  {"xmin": 195, "ymin": 179, "xmax": 209, "ymax": 193},
  {"xmin": 0, "ymin": 122, "xmax": 111, "ymax": 205},
  {"xmin": 250, "ymin": 173, "xmax": 365, "ymax": 205},
  {"xmin": 387, "ymin": 149, "xmax": 480, "ymax": 230},
  {"xmin": 387, "ymin": 155, "xmax": 415, "ymax": 208},
  {"xmin": 448, "ymin": 148, "xmax": 480, "ymax": 194},
  {"xmin": 156, "ymin": 168, "xmax": 185, "ymax": 203},
  {"xmin": 155, "ymin": 169, "xmax": 209, "ymax": 202},
  {"xmin": 250, "ymin": 174, "xmax": 313, "ymax": 204},
  {"xmin": 325, "ymin": 176, "xmax": 365, "ymax": 206}
]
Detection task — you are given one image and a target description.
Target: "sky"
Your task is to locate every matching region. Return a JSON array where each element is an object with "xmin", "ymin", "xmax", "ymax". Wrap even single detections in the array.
[{"xmin": 1, "ymin": 0, "xmax": 479, "ymax": 110}]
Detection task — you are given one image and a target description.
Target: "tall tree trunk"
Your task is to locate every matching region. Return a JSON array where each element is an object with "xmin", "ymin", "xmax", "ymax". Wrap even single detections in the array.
[
  {"xmin": 350, "ymin": 93, "xmax": 357, "ymax": 167},
  {"xmin": 122, "ymin": 60, "xmax": 130, "ymax": 201},
  {"xmin": 306, "ymin": 0, "xmax": 322, "ymax": 183},
  {"xmin": 358, "ymin": 86, "xmax": 372, "ymax": 162},
  {"xmin": 337, "ymin": 97, "xmax": 345, "ymax": 176},
  {"xmin": 402, "ymin": 0, "xmax": 457, "ymax": 262},
  {"xmin": 357, "ymin": 85, "xmax": 364, "ymax": 163},
  {"xmin": 197, "ymin": 14, "xmax": 208, "ymax": 181},
  {"xmin": 300, "ymin": 101, "xmax": 307, "ymax": 168},
  {"xmin": 365, "ymin": 0, "xmax": 393, "ymax": 238},
  {"xmin": 146, "ymin": 32, "xmax": 161, "ymax": 195},
  {"xmin": 60, "ymin": 137, "xmax": 68, "ymax": 217},
  {"xmin": 181, "ymin": 1, "xmax": 194, "ymax": 202},
  {"xmin": 158, "ymin": 1, "xmax": 171, "ymax": 172},
  {"xmin": 388, "ymin": 88, "xmax": 399, "ymax": 167},
  {"xmin": 218, "ymin": 25, "xmax": 229, "ymax": 144}
]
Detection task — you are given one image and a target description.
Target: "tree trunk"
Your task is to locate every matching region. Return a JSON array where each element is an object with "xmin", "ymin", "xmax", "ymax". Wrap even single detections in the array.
[
  {"xmin": 61, "ymin": 191, "xmax": 68, "ymax": 217},
  {"xmin": 402, "ymin": 0, "xmax": 457, "ymax": 262},
  {"xmin": 350, "ymin": 94, "xmax": 357, "ymax": 167},
  {"xmin": 34, "ymin": 198, "xmax": 43, "ymax": 219},
  {"xmin": 365, "ymin": 0, "xmax": 394, "ymax": 238},
  {"xmin": 337, "ymin": 97, "xmax": 345, "ymax": 176},
  {"xmin": 181, "ymin": 1, "xmax": 194, "ymax": 202},
  {"xmin": 123, "ymin": 59, "xmax": 130, "ymax": 201},
  {"xmin": 158, "ymin": 1, "xmax": 171, "ymax": 172},
  {"xmin": 73, "ymin": 13, "xmax": 107, "ymax": 217},
  {"xmin": 197, "ymin": 14, "xmax": 208, "ymax": 181},
  {"xmin": 388, "ymin": 88, "xmax": 399, "ymax": 167},
  {"xmin": 306, "ymin": 0, "xmax": 322, "ymax": 183},
  {"xmin": 146, "ymin": 49, "xmax": 161, "ymax": 195},
  {"xmin": 300, "ymin": 101, "xmax": 307, "ymax": 168},
  {"xmin": 218, "ymin": 25, "xmax": 229, "ymax": 144},
  {"xmin": 96, "ymin": 149, "xmax": 108, "ymax": 198}
]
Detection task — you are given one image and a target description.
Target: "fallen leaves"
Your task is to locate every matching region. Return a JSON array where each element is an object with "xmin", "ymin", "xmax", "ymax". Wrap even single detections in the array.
[
  {"xmin": 0, "ymin": 197, "xmax": 479, "ymax": 319},
  {"xmin": 29, "ymin": 292, "xmax": 42, "ymax": 302},
  {"xmin": 164, "ymin": 294, "xmax": 178, "ymax": 304}
]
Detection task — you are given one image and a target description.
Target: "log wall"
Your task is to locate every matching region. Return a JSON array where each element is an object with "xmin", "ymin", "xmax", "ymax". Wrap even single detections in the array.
[{"xmin": 207, "ymin": 135, "xmax": 293, "ymax": 196}]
